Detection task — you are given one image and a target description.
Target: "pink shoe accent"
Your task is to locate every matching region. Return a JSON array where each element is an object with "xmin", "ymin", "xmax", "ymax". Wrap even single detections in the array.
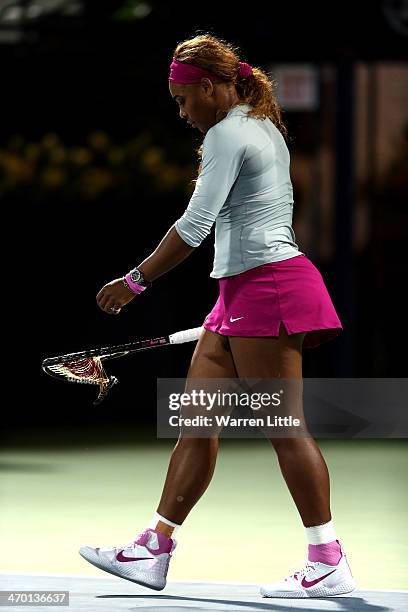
[
  {"xmin": 134, "ymin": 529, "xmax": 173, "ymax": 555},
  {"xmin": 301, "ymin": 569, "xmax": 337, "ymax": 588},
  {"xmin": 308, "ymin": 539, "xmax": 342, "ymax": 565}
]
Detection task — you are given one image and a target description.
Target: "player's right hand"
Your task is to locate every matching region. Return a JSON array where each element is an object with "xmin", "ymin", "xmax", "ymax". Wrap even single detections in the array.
[{"xmin": 96, "ymin": 278, "xmax": 136, "ymax": 315}]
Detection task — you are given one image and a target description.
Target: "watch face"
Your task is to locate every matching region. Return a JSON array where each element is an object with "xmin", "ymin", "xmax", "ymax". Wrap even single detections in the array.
[{"xmin": 130, "ymin": 269, "xmax": 142, "ymax": 284}]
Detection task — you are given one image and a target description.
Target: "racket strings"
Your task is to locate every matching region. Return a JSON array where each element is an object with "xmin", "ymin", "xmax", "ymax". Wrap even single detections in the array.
[{"xmin": 47, "ymin": 357, "xmax": 110, "ymax": 389}]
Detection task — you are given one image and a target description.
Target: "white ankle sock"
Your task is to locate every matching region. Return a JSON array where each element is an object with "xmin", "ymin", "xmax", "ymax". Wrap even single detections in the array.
[
  {"xmin": 149, "ymin": 512, "xmax": 181, "ymax": 535},
  {"xmin": 305, "ymin": 520, "xmax": 337, "ymax": 545}
]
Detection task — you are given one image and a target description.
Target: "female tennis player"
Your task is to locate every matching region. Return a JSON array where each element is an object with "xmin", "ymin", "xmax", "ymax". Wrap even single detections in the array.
[{"xmin": 80, "ymin": 34, "xmax": 356, "ymax": 598}]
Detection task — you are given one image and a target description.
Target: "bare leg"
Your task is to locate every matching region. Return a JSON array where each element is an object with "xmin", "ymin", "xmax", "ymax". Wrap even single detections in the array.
[
  {"xmin": 155, "ymin": 330, "xmax": 237, "ymax": 536},
  {"xmin": 271, "ymin": 438, "xmax": 331, "ymax": 527},
  {"xmin": 228, "ymin": 325, "xmax": 331, "ymax": 527}
]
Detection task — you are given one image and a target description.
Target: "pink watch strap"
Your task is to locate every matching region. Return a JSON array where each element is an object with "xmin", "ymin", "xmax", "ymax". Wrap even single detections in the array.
[{"xmin": 124, "ymin": 272, "xmax": 147, "ymax": 295}]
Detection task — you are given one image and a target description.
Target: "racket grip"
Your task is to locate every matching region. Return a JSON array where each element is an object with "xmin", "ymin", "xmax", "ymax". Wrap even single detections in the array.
[{"xmin": 169, "ymin": 327, "xmax": 203, "ymax": 344}]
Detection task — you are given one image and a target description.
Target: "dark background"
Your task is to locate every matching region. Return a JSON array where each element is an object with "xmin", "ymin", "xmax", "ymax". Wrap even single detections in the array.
[{"xmin": 2, "ymin": 0, "xmax": 407, "ymax": 434}]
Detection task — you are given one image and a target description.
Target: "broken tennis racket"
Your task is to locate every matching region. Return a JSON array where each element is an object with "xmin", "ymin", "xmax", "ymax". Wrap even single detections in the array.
[{"xmin": 42, "ymin": 326, "xmax": 203, "ymax": 405}]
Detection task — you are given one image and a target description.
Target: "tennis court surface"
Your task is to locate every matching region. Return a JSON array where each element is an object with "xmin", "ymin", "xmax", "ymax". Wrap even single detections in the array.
[
  {"xmin": 1, "ymin": 432, "xmax": 407, "ymax": 610},
  {"xmin": 1, "ymin": 573, "xmax": 408, "ymax": 611}
]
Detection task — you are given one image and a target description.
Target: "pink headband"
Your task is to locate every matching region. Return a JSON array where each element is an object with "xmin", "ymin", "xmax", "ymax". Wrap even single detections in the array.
[{"xmin": 169, "ymin": 58, "xmax": 253, "ymax": 84}]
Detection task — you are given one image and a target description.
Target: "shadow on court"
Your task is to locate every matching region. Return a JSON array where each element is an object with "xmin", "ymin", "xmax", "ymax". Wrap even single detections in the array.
[
  {"xmin": 98, "ymin": 592, "xmax": 393, "ymax": 611},
  {"xmin": 1, "ymin": 574, "xmax": 407, "ymax": 611}
]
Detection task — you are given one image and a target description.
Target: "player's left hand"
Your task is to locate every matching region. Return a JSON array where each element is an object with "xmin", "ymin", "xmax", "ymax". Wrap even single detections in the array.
[{"xmin": 96, "ymin": 278, "xmax": 136, "ymax": 315}]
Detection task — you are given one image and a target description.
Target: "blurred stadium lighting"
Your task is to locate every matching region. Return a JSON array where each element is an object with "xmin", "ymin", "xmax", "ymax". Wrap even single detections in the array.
[
  {"xmin": 0, "ymin": 0, "xmax": 83, "ymax": 24},
  {"xmin": 0, "ymin": 0, "xmax": 83, "ymax": 43},
  {"xmin": 113, "ymin": 1, "xmax": 152, "ymax": 21}
]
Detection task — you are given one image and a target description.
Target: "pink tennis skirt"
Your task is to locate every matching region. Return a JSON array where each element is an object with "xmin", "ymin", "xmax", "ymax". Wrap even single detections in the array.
[{"xmin": 203, "ymin": 254, "xmax": 343, "ymax": 349}]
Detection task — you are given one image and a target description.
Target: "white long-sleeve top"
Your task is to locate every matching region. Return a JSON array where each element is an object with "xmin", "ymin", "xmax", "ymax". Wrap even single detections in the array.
[{"xmin": 175, "ymin": 103, "xmax": 303, "ymax": 278}]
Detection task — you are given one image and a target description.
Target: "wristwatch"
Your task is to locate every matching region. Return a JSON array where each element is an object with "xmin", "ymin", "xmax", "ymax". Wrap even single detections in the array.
[{"xmin": 129, "ymin": 268, "xmax": 151, "ymax": 287}]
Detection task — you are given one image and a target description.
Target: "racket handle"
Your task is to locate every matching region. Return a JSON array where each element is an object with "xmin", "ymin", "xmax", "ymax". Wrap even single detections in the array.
[{"xmin": 169, "ymin": 326, "xmax": 203, "ymax": 345}]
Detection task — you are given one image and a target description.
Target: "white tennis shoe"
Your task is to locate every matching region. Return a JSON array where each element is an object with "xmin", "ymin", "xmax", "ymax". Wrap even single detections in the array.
[
  {"xmin": 79, "ymin": 528, "xmax": 176, "ymax": 591},
  {"xmin": 260, "ymin": 541, "xmax": 356, "ymax": 598}
]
